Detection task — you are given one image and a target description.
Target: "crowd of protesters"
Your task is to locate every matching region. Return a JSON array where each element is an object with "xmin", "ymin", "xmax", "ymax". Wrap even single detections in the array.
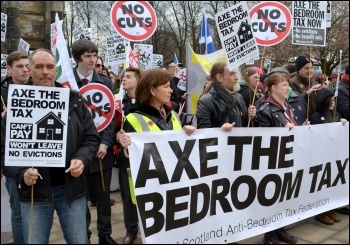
[{"xmin": 1, "ymin": 39, "xmax": 349, "ymax": 244}]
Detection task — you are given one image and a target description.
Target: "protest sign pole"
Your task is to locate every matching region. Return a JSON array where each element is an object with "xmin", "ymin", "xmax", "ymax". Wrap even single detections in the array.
[
  {"xmin": 99, "ymin": 159, "xmax": 106, "ymax": 191},
  {"xmin": 29, "ymin": 168, "xmax": 34, "ymax": 244},
  {"xmin": 248, "ymin": 46, "xmax": 266, "ymax": 128},
  {"xmin": 306, "ymin": 46, "xmax": 312, "ymax": 121},
  {"xmin": 1, "ymin": 95, "xmax": 6, "ymax": 110},
  {"xmin": 334, "ymin": 49, "xmax": 343, "ymax": 121}
]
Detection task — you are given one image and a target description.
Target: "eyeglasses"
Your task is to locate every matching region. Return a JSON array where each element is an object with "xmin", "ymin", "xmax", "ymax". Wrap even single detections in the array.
[{"xmin": 95, "ymin": 64, "xmax": 102, "ymax": 68}]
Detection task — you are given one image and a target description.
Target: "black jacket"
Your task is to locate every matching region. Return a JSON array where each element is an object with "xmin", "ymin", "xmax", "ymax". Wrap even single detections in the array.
[
  {"xmin": 254, "ymin": 97, "xmax": 298, "ymax": 128},
  {"xmin": 1, "ymin": 83, "xmax": 100, "ymax": 204},
  {"xmin": 1, "ymin": 76, "xmax": 32, "ymax": 115},
  {"xmin": 73, "ymin": 69, "xmax": 116, "ymax": 173},
  {"xmin": 336, "ymin": 79, "xmax": 349, "ymax": 120},
  {"xmin": 255, "ymin": 90, "xmax": 307, "ymax": 125},
  {"xmin": 310, "ymin": 88, "xmax": 341, "ymax": 124},
  {"xmin": 238, "ymin": 82, "xmax": 264, "ymax": 109},
  {"xmin": 195, "ymin": 82, "xmax": 247, "ymax": 128}
]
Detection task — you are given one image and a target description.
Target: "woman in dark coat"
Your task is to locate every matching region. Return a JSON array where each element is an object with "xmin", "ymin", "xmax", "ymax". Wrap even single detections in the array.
[
  {"xmin": 310, "ymin": 88, "xmax": 347, "ymax": 225},
  {"xmin": 254, "ymin": 72, "xmax": 301, "ymax": 244}
]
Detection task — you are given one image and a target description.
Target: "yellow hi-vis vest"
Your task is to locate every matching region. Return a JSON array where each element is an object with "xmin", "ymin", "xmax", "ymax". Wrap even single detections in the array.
[{"xmin": 125, "ymin": 111, "xmax": 182, "ymax": 204}]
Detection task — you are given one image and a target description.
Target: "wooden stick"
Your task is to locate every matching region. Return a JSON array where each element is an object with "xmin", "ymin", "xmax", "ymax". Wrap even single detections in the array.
[
  {"xmin": 29, "ymin": 167, "xmax": 34, "ymax": 244},
  {"xmin": 306, "ymin": 47, "xmax": 312, "ymax": 121},
  {"xmin": 99, "ymin": 158, "xmax": 105, "ymax": 191},
  {"xmin": 1, "ymin": 94, "xmax": 6, "ymax": 109},
  {"xmin": 248, "ymin": 46, "xmax": 266, "ymax": 128}
]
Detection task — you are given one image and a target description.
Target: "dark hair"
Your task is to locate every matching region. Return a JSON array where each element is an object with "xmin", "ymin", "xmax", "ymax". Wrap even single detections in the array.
[
  {"xmin": 125, "ymin": 67, "xmax": 142, "ymax": 81},
  {"xmin": 71, "ymin": 39, "xmax": 98, "ymax": 63},
  {"xmin": 265, "ymin": 73, "xmax": 289, "ymax": 98},
  {"xmin": 202, "ymin": 75, "xmax": 213, "ymax": 94},
  {"xmin": 97, "ymin": 56, "xmax": 104, "ymax": 65},
  {"xmin": 323, "ymin": 96, "xmax": 337, "ymax": 123},
  {"xmin": 7, "ymin": 51, "xmax": 29, "ymax": 67},
  {"xmin": 271, "ymin": 62, "xmax": 282, "ymax": 69},
  {"xmin": 101, "ymin": 65, "xmax": 110, "ymax": 77},
  {"xmin": 163, "ymin": 60, "xmax": 174, "ymax": 68},
  {"xmin": 314, "ymin": 75, "xmax": 325, "ymax": 85},
  {"xmin": 135, "ymin": 68, "xmax": 172, "ymax": 106},
  {"xmin": 284, "ymin": 64, "xmax": 297, "ymax": 74},
  {"xmin": 29, "ymin": 48, "xmax": 55, "ymax": 66}
]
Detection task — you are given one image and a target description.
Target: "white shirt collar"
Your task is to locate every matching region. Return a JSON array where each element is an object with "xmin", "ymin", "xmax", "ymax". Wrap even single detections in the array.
[{"xmin": 76, "ymin": 70, "xmax": 94, "ymax": 83}]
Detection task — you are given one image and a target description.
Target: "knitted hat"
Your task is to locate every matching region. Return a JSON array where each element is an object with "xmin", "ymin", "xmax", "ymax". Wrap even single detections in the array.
[
  {"xmin": 295, "ymin": 55, "xmax": 311, "ymax": 72},
  {"xmin": 330, "ymin": 72, "xmax": 337, "ymax": 78},
  {"xmin": 268, "ymin": 67, "xmax": 288, "ymax": 76}
]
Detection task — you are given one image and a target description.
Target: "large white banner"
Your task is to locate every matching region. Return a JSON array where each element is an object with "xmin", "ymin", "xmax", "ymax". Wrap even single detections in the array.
[
  {"xmin": 128, "ymin": 123, "xmax": 349, "ymax": 244},
  {"xmin": 5, "ymin": 84, "xmax": 70, "ymax": 168}
]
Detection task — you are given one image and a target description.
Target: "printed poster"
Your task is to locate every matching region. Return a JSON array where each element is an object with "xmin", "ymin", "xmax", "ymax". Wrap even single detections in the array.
[
  {"xmin": 292, "ymin": 1, "xmax": 327, "ymax": 46},
  {"xmin": 5, "ymin": 85, "xmax": 69, "ymax": 167},
  {"xmin": 215, "ymin": 2, "xmax": 260, "ymax": 70}
]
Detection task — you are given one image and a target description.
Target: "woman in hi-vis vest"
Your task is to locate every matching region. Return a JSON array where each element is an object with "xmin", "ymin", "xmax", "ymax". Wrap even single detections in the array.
[{"xmin": 117, "ymin": 68, "xmax": 195, "ymax": 139}]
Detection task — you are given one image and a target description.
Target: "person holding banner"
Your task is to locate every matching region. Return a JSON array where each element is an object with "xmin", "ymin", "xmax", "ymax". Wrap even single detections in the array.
[
  {"xmin": 117, "ymin": 67, "xmax": 195, "ymax": 155},
  {"xmin": 254, "ymin": 72, "xmax": 306, "ymax": 244},
  {"xmin": 71, "ymin": 39, "xmax": 117, "ymax": 244},
  {"xmin": 1, "ymin": 50, "xmax": 30, "ymax": 244},
  {"xmin": 115, "ymin": 67, "xmax": 142, "ymax": 244},
  {"xmin": 255, "ymin": 67, "xmax": 308, "ymax": 126},
  {"xmin": 195, "ymin": 61, "xmax": 256, "ymax": 130},
  {"xmin": 310, "ymin": 87, "xmax": 347, "ymax": 224},
  {"xmin": 1, "ymin": 48, "xmax": 100, "ymax": 244}
]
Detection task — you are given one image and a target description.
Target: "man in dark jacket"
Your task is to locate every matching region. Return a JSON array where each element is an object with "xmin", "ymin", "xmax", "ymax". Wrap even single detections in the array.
[
  {"xmin": 289, "ymin": 55, "xmax": 322, "ymax": 118},
  {"xmin": 115, "ymin": 67, "xmax": 141, "ymax": 244},
  {"xmin": 1, "ymin": 48, "xmax": 100, "ymax": 244},
  {"xmin": 0, "ymin": 50, "xmax": 30, "ymax": 244},
  {"xmin": 71, "ymin": 39, "xmax": 117, "ymax": 244},
  {"xmin": 1, "ymin": 51, "xmax": 30, "ymax": 118}
]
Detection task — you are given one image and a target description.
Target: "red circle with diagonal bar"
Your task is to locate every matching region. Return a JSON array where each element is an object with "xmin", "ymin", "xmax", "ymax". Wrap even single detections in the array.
[
  {"xmin": 79, "ymin": 83, "xmax": 115, "ymax": 132},
  {"xmin": 110, "ymin": 1, "xmax": 157, "ymax": 42},
  {"xmin": 249, "ymin": 1, "xmax": 292, "ymax": 46}
]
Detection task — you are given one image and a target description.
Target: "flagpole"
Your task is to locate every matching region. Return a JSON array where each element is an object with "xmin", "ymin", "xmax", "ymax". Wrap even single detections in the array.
[{"xmin": 204, "ymin": 10, "xmax": 207, "ymax": 55}]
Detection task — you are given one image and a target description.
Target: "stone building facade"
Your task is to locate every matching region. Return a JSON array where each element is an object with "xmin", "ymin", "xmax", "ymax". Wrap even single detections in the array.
[{"xmin": 1, "ymin": 1, "xmax": 65, "ymax": 54}]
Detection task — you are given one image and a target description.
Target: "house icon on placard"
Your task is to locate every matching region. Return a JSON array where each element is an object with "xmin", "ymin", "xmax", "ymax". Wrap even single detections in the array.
[
  {"xmin": 116, "ymin": 43, "xmax": 125, "ymax": 54},
  {"xmin": 35, "ymin": 112, "xmax": 65, "ymax": 140},
  {"xmin": 238, "ymin": 20, "xmax": 253, "ymax": 45}
]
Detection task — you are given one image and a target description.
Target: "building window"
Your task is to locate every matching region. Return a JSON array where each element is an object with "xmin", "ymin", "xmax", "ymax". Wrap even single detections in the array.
[
  {"xmin": 48, "ymin": 119, "xmax": 54, "ymax": 124},
  {"xmin": 55, "ymin": 128, "xmax": 61, "ymax": 134},
  {"xmin": 39, "ymin": 128, "xmax": 45, "ymax": 133}
]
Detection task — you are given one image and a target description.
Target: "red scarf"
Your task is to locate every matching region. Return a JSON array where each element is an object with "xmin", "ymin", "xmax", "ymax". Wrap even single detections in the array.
[{"xmin": 341, "ymin": 74, "xmax": 349, "ymax": 83}]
